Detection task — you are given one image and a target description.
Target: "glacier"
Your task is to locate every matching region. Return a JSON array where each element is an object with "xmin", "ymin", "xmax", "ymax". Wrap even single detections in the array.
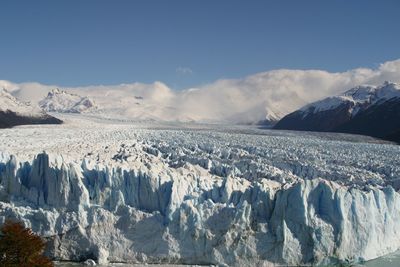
[{"xmin": 0, "ymin": 117, "xmax": 400, "ymax": 266}]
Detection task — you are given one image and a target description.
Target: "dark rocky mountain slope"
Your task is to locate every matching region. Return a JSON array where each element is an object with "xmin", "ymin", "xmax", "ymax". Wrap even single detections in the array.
[{"xmin": 274, "ymin": 82, "xmax": 400, "ymax": 143}]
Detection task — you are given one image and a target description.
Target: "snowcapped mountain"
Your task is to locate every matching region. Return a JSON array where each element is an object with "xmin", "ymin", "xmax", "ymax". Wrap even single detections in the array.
[
  {"xmin": 0, "ymin": 88, "xmax": 62, "ymax": 128},
  {"xmin": 274, "ymin": 81, "xmax": 400, "ymax": 142},
  {"xmin": 0, "ymin": 87, "xmax": 41, "ymax": 115},
  {"xmin": 39, "ymin": 88, "xmax": 96, "ymax": 113}
]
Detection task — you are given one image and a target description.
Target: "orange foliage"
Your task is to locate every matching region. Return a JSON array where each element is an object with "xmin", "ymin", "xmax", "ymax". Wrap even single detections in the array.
[{"xmin": 0, "ymin": 220, "xmax": 54, "ymax": 267}]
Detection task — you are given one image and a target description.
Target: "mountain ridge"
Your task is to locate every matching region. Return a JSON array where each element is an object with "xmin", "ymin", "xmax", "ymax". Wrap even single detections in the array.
[
  {"xmin": 39, "ymin": 88, "xmax": 96, "ymax": 113},
  {"xmin": 0, "ymin": 88, "xmax": 62, "ymax": 128},
  {"xmin": 274, "ymin": 82, "xmax": 400, "ymax": 143}
]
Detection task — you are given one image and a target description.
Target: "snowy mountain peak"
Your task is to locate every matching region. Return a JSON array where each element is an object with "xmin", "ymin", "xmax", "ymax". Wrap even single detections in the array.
[
  {"xmin": 0, "ymin": 87, "xmax": 43, "ymax": 116},
  {"xmin": 343, "ymin": 81, "xmax": 400, "ymax": 102},
  {"xmin": 39, "ymin": 89, "xmax": 96, "ymax": 113},
  {"xmin": 0, "ymin": 87, "xmax": 63, "ymax": 127},
  {"xmin": 47, "ymin": 88, "xmax": 63, "ymax": 96},
  {"xmin": 0, "ymin": 87, "xmax": 16, "ymax": 101},
  {"xmin": 275, "ymin": 81, "xmax": 400, "ymax": 142},
  {"xmin": 264, "ymin": 107, "xmax": 282, "ymax": 122},
  {"xmin": 301, "ymin": 81, "xmax": 400, "ymax": 116}
]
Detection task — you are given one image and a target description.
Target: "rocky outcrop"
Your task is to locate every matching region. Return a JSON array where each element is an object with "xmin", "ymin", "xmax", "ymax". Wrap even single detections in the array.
[{"xmin": 0, "ymin": 110, "xmax": 62, "ymax": 128}]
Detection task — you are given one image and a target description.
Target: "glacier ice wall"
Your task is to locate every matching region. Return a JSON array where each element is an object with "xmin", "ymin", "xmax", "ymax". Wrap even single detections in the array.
[{"xmin": 1, "ymin": 152, "xmax": 400, "ymax": 266}]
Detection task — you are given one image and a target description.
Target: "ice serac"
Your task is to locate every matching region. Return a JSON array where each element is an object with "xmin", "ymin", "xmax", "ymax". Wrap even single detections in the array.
[{"xmin": 1, "ymin": 152, "xmax": 400, "ymax": 266}]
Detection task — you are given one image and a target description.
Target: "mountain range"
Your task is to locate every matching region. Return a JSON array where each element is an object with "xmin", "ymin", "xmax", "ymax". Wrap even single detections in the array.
[
  {"xmin": 0, "ymin": 88, "xmax": 62, "ymax": 128},
  {"xmin": 274, "ymin": 81, "xmax": 400, "ymax": 143},
  {"xmin": 39, "ymin": 88, "xmax": 96, "ymax": 113},
  {"xmin": 1, "ymin": 79, "xmax": 400, "ymax": 143}
]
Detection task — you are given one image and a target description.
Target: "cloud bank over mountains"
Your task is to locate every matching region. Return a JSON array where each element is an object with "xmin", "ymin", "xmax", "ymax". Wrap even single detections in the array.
[{"xmin": 1, "ymin": 59, "xmax": 400, "ymax": 123}]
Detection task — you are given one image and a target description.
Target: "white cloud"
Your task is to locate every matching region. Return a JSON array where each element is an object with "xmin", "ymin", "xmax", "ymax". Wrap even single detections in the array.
[
  {"xmin": 2, "ymin": 58, "xmax": 400, "ymax": 123},
  {"xmin": 176, "ymin": 67, "xmax": 193, "ymax": 75}
]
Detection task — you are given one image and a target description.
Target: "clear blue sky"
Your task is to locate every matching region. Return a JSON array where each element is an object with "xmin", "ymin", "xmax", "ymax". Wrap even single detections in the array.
[{"xmin": 0, "ymin": 0, "xmax": 399, "ymax": 89}]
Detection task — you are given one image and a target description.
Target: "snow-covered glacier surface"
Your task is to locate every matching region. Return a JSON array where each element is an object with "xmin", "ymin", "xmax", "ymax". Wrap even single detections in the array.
[{"xmin": 0, "ymin": 115, "xmax": 400, "ymax": 266}]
